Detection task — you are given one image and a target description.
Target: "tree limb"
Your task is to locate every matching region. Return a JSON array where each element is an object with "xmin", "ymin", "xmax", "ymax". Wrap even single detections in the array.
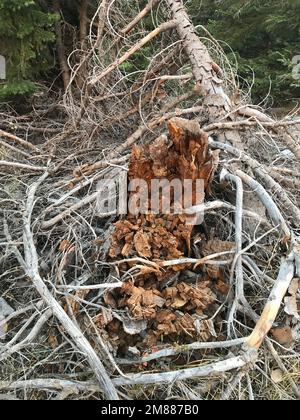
[{"xmin": 21, "ymin": 173, "xmax": 119, "ymax": 399}]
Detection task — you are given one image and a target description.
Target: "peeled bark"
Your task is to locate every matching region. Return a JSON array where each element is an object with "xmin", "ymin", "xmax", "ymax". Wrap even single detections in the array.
[
  {"xmin": 167, "ymin": 0, "xmax": 231, "ymax": 111},
  {"xmin": 246, "ymin": 252, "xmax": 296, "ymax": 349}
]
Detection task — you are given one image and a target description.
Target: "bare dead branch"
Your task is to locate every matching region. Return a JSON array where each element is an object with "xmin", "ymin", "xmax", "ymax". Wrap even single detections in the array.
[
  {"xmin": 21, "ymin": 173, "xmax": 119, "ymax": 399},
  {"xmin": 204, "ymin": 119, "xmax": 300, "ymax": 132},
  {"xmin": 0, "ymin": 161, "xmax": 48, "ymax": 172},
  {"xmin": 118, "ymin": 338, "xmax": 246, "ymax": 365},
  {"xmin": 113, "ymin": 354, "xmax": 253, "ymax": 387},
  {"xmin": 246, "ymin": 251, "xmax": 296, "ymax": 349},
  {"xmin": 0, "ymin": 129, "xmax": 39, "ymax": 152},
  {"xmin": 121, "ymin": 0, "xmax": 161, "ymax": 36},
  {"xmin": 89, "ymin": 20, "xmax": 177, "ymax": 86}
]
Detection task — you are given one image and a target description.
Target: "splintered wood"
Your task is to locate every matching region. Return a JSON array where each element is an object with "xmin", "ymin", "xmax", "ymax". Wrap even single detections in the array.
[
  {"xmin": 110, "ymin": 117, "xmax": 219, "ymax": 265},
  {"xmin": 99, "ymin": 118, "xmax": 223, "ymax": 352}
]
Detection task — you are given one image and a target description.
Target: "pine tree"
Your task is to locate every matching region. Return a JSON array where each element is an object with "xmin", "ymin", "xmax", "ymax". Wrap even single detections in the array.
[
  {"xmin": 0, "ymin": 0, "xmax": 58, "ymax": 100},
  {"xmin": 191, "ymin": 0, "xmax": 300, "ymax": 104}
]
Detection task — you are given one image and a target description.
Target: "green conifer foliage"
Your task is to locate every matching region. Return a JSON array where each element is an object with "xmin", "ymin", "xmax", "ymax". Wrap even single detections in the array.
[
  {"xmin": 0, "ymin": 0, "xmax": 58, "ymax": 100},
  {"xmin": 191, "ymin": 0, "xmax": 300, "ymax": 104}
]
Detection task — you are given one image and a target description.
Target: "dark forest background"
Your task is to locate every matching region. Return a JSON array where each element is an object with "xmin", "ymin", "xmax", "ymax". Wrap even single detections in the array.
[{"xmin": 0, "ymin": 0, "xmax": 299, "ymax": 106}]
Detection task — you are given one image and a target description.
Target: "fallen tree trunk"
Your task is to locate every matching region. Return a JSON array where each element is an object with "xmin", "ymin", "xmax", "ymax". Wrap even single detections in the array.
[{"xmin": 167, "ymin": 0, "xmax": 231, "ymax": 109}]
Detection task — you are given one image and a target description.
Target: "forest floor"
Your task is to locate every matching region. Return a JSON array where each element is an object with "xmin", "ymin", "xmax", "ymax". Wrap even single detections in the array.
[{"xmin": 0, "ymin": 97, "xmax": 299, "ymax": 400}]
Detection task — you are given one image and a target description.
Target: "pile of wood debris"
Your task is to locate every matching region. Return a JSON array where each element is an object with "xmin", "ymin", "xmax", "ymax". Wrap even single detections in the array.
[{"xmin": 97, "ymin": 118, "xmax": 225, "ymax": 352}]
